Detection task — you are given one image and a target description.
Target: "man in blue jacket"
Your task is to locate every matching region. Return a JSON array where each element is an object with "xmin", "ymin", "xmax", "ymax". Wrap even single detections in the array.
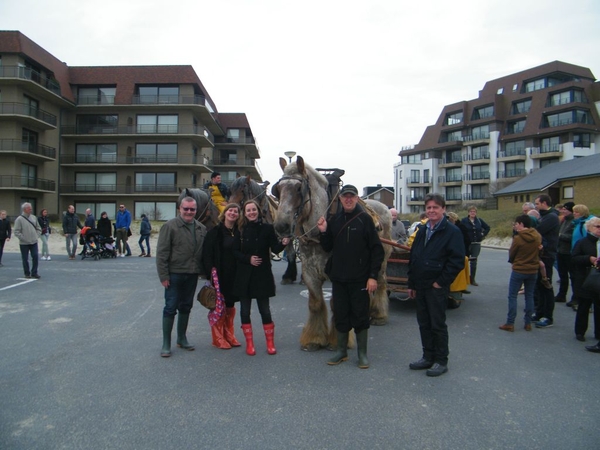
[
  {"xmin": 408, "ymin": 193, "xmax": 465, "ymax": 377},
  {"xmin": 115, "ymin": 204, "xmax": 132, "ymax": 257}
]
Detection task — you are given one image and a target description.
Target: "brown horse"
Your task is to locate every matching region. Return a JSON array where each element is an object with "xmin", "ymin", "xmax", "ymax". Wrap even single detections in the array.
[{"xmin": 273, "ymin": 156, "xmax": 392, "ymax": 351}]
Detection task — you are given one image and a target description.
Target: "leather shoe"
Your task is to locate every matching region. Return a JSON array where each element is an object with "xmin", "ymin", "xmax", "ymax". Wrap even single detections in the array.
[
  {"xmin": 576, "ymin": 334, "xmax": 585, "ymax": 342},
  {"xmin": 409, "ymin": 358, "xmax": 434, "ymax": 370},
  {"xmin": 585, "ymin": 344, "xmax": 600, "ymax": 353},
  {"xmin": 499, "ymin": 324, "xmax": 514, "ymax": 332},
  {"xmin": 426, "ymin": 363, "xmax": 448, "ymax": 377}
]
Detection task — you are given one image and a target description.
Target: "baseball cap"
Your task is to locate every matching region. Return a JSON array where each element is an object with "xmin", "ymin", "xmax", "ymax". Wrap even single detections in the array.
[{"xmin": 340, "ymin": 185, "xmax": 358, "ymax": 196}]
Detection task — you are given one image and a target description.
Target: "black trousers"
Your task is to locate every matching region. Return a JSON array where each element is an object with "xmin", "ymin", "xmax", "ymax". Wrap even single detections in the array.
[
  {"xmin": 331, "ymin": 280, "xmax": 370, "ymax": 333},
  {"xmin": 535, "ymin": 256, "xmax": 556, "ymax": 320},
  {"xmin": 574, "ymin": 295, "xmax": 600, "ymax": 339},
  {"xmin": 240, "ymin": 297, "xmax": 272, "ymax": 325},
  {"xmin": 556, "ymin": 253, "xmax": 574, "ymax": 301},
  {"xmin": 415, "ymin": 286, "xmax": 449, "ymax": 365}
]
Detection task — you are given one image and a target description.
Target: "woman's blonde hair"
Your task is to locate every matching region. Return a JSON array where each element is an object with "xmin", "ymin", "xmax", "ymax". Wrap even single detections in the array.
[
  {"xmin": 218, "ymin": 203, "xmax": 241, "ymax": 223},
  {"xmin": 447, "ymin": 212, "xmax": 459, "ymax": 223},
  {"xmin": 573, "ymin": 204, "xmax": 589, "ymax": 217}
]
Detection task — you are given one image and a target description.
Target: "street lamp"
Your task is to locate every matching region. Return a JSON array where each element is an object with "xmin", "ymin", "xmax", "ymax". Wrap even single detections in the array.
[{"xmin": 284, "ymin": 151, "xmax": 296, "ymax": 163}]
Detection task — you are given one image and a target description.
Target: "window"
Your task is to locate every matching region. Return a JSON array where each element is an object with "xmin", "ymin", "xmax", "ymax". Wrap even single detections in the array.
[
  {"xmin": 511, "ymin": 99, "xmax": 531, "ymax": 114},
  {"xmin": 21, "ymin": 163, "xmax": 36, "ymax": 188},
  {"xmin": 76, "ymin": 144, "xmax": 117, "ymax": 163},
  {"xmin": 23, "ymin": 95, "xmax": 39, "ymax": 117},
  {"xmin": 403, "ymin": 154, "xmax": 421, "ymax": 164},
  {"xmin": 77, "ymin": 115, "xmax": 118, "ymax": 134},
  {"xmin": 445, "ymin": 186, "xmax": 461, "ymax": 200},
  {"xmin": 135, "ymin": 201, "xmax": 177, "ymax": 221},
  {"xmin": 525, "ymin": 78, "xmax": 546, "ymax": 92},
  {"xmin": 504, "ymin": 141, "xmax": 525, "ymax": 156},
  {"xmin": 423, "ymin": 169, "xmax": 430, "ymax": 184},
  {"xmin": 135, "ymin": 143, "xmax": 177, "ymax": 163},
  {"xmin": 563, "ymin": 186, "xmax": 574, "ymax": 199},
  {"xmin": 75, "ymin": 173, "xmax": 116, "ymax": 192},
  {"xmin": 445, "ymin": 111, "xmax": 463, "ymax": 126},
  {"xmin": 409, "ymin": 170, "xmax": 420, "ymax": 183},
  {"xmin": 138, "ymin": 86, "xmax": 179, "ymax": 104},
  {"xmin": 219, "ymin": 149, "xmax": 237, "ymax": 164},
  {"xmin": 226, "ymin": 128, "xmax": 241, "ymax": 142},
  {"xmin": 540, "ymin": 158, "xmax": 559, "ymax": 168},
  {"xmin": 78, "ymin": 87, "xmax": 116, "ymax": 105},
  {"xmin": 446, "ymin": 150, "xmax": 462, "ymax": 164},
  {"xmin": 549, "ymin": 89, "xmax": 585, "ymax": 106},
  {"xmin": 471, "ymin": 105, "xmax": 494, "ymax": 120},
  {"xmin": 137, "ymin": 115, "xmax": 178, "ymax": 133},
  {"xmin": 504, "ymin": 162, "xmax": 525, "ymax": 177},
  {"xmin": 75, "ymin": 202, "xmax": 116, "ymax": 219},
  {"xmin": 22, "ymin": 128, "xmax": 38, "ymax": 151},
  {"xmin": 507, "ymin": 119, "xmax": 526, "ymax": 134},
  {"xmin": 443, "ymin": 130, "xmax": 463, "ymax": 142},
  {"xmin": 472, "ymin": 185, "xmax": 487, "ymax": 199},
  {"xmin": 471, "ymin": 165, "xmax": 489, "ymax": 180},
  {"xmin": 472, "ymin": 145, "xmax": 489, "ymax": 160},
  {"xmin": 446, "ymin": 167, "xmax": 461, "ymax": 182},
  {"xmin": 541, "ymin": 137, "xmax": 560, "ymax": 153},
  {"xmin": 135, "ymin": 172, "xmax": 176, "ymax": 192},
  {"xmin": 573, "ymin": 133, "xmax": 590, "ymax": 148},
  {"xmin": 471, "ymin": 125, "xmax": 490, "ymax": 140}
]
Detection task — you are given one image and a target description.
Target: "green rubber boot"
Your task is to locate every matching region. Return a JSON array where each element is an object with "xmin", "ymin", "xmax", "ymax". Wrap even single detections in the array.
[
  {"xmin": 176, "ymin": 313, "xmax": 195, "ymax": 351},
  {"xmin": 327, "ymin": 332, "xmax": 349, "ymax": 365},
  {"xmin": 161, "ymin": 316, "xmax": 174, "ymax": 357},
  {"xmin": 356, "ymin": 329, "xmax": 369, "ymax": 369}
]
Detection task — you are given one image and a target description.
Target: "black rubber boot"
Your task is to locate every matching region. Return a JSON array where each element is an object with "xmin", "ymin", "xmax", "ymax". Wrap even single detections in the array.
[
  {"xmin": 176, "ymin": 313, "xmax": 195, "ymax": 351},
  {"xmin": 356, "ymin": 329, "xmax": 369, "ymax": 369},
  {"xmin": 161, "ymin": 316, "xmax": 174, "ymax": 357},
  {"xmin": 327, "ymin": 332, "xmax": 349, "ymax": 365}
]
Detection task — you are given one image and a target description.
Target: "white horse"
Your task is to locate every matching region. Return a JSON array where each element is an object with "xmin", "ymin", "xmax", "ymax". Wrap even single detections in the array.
[{"xmin": 273, "ymin": 156, "xmax": 392, "ymax": 351}]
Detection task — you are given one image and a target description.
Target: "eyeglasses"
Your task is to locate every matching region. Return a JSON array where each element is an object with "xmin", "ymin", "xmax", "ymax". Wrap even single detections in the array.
[
  {"xmin": 119, "ymin": 206, "xmax": 125, "ymax": 209},
  {"xmin": 182, "ymin": 207, "xmax": 197, "ymax": 212}
]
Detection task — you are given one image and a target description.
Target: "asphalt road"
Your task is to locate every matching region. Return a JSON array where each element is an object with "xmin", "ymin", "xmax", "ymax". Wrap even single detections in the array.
[{"xmin": 0, "ymin": 248, "xmax": 599, "ymax": 450}]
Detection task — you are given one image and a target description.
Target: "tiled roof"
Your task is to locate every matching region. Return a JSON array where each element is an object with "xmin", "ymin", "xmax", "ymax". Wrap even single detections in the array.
[
  {"xmin": 217, "ymin": 113, "xmax": 252, "ymax": 131},
  {"xmin": 494, "ymin": 153, "xmax": 600, "ymax": 195}
]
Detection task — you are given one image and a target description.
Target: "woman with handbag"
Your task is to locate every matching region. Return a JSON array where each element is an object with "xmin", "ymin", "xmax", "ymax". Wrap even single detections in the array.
[
  {"xmin": 571, "ymin": 217, "xmax": 600, "ymax": 347},
  {"xmin": 233, "ymin": 200, "xmax": 289, "ymax": 355},
  {"xmin": 202, "ymin": 203, "xmax": 243, "ymax": 349}
]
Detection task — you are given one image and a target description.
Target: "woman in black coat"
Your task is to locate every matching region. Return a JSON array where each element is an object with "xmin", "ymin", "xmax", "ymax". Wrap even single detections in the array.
[
  {"xmin": 202, "ymin": 203, "xmax": 242, "ymax": 350},
  {"xmin": 233, "ymin": 200, "xmax": 289, "ymax": 356},
  {"xmin": 97, "ymin": 212, "xmax": 112, "ymax": 239},
  {"xmin": 571, "ymin": 217, "xmax": 600, "ymax": 348}
]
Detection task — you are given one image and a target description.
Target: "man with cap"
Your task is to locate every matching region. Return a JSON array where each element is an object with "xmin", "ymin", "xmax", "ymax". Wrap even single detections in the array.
[
  {"xmin": 555, "ymin": 201, "xmax": 575, "ymax": 303},
  {"xmin": 317, "ymin": 184, "xmax": 384, "ymax": 369},
  {"xmin": 204, "ymin": 172, "xmax": 230, "ymax": 214}
]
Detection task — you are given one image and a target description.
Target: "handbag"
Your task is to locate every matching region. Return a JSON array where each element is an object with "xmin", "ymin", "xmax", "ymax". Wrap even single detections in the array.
[
  {"xmin": 582, "ymin": 267, "xmax": 600, "ymax": 292},
  {"xmin": 197, "ymin": 281, "xmax": 216, "ymax": 309}
]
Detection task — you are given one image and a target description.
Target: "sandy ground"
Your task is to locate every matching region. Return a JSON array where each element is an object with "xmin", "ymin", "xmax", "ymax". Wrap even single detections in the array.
[{"xmin": 3, "ymin": 229, "xmax": 159, "ymax": 257}]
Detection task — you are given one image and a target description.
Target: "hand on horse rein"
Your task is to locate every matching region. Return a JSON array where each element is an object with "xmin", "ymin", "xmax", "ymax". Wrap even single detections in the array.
[{"xmin": 317, "ymin": 216, "xmax": 327, "ymax": 232}]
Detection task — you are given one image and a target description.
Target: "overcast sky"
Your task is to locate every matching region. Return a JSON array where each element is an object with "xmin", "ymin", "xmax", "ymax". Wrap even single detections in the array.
[{"xmin": 2, "ymin": 0, "xmax": 599, "ymax": 193}]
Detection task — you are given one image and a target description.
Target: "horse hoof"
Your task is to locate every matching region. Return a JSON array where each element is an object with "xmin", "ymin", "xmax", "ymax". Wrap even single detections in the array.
[
  {"xmin": 281, "ymin": 278, "xmax": 292, "ymax": 285},
  {"xmin": 369, "ymin": 318, "xmax": 387, "ymax": 326},
  {"xmin": 301, "ymin": 343, "xmax": 323, "ymax": 352}
]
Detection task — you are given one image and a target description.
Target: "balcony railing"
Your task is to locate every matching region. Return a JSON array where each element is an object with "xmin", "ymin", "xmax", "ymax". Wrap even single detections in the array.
[
  {"xmin": 0, "ymin": 175, "xmax": 55, "ymax": 191},
  {"xmin": 463, "ymin": 172, "xmax": 490, "ymax": 181},
  {"xmin": 463, "ymin": 133, "xmax": 490, "ymax": 142},
  {"xmin": 438, "ymin": 175, "xmax": 462, "ymax": 183},
  {"xmin": 215, "ymin": 157, "xmax": 257, "ymax": 166},
  {"xmin": 497, "ymin": 169, "xmax": 527, "ymax": 179},
  {"xmin": 76, "ymin": 96, "xmax": 116, "ymax": 105},
  {"xmin": 60, "ymin": 124, "xmax": 214, "ymax": 143},
  {"xmin": 214, "ymin": 136, "xmax": 257, "ymax": 145},
  {"xmin": 497, "ymin": 149, "xmax": 526, "ymax": 158},
  {"xmin": 538, "ymin": 144, "xmax": 562, "ymax": 154},
  {"xmin": 442, "ymin": 155, "xmax": 463, "ymax": 164},
  {"xmin": 60, "ymin": 184, "xmax": 181, "ymax": 194},
  {"xmin": 463, "ymin": 193, "xmax": 487, "ymax": 200},
  {"xmin": 443, "ymin": 193, "xmax": 462, "ymax": 201},
  {"xmin": 407, "ymin": 176, "xmax": 421, "ymax": 183},
  {"xmin": 0, "ymin": 65, "xmax": 61, "ymax": 95},
  {"xmin": 131, "ymin": 94, "xmax": 207, "ymax": 106},
  {"xmin": 405, "ymin": 195, "xmax": 425, "ymax": 202},
  {"xmin": 0, "ymin": 102, "xmax": 58, "ymax": 126},
  {"xmin": 463, "ymin": 152, "xmax": 490, "ymax": 161},
  {"xmin": 60, "ymin": 155, "xmax": 204, "ymax": 164},
  {"xmin": 0, "ymin": 139, "xmax": 56, "ymax": 158}
]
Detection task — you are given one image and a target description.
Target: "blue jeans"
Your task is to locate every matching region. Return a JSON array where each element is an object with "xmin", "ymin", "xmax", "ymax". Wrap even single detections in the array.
[
  {"xmin": 40, "ymin": 234, "xmax": 49, "ymax": 257},
  {"xmin": 507, "ymin": 271, "xmax": 537, "ymax": 325},
  {"xmin": 20, "ymin": 243, "xmax": 39, "ymax": 276},
  {"xmin": 65, "ymin": 234, "xmax": 78, "ymax": 257},
  {"xmin": 138, "ymin": 235, "xmax": 150, "ymax": 254},
  {"xmin": 163, "ymin": 273, "xmax": 198, "ymax": 317}
]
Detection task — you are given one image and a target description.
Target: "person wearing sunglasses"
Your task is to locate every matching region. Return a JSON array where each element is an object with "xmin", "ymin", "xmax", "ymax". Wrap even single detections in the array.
[
  {"xmin": 156, "ymin": 197, "xmax": 207, "ymax": 358},
  {"xmin": 115, "ymin": 204, "xmax": 132, "ymax": 257}
]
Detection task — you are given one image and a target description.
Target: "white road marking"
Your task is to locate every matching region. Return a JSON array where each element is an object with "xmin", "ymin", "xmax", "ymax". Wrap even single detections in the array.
[{"xmin": 0, "ymin": 278, "xmax": 37, "ymax": 291}]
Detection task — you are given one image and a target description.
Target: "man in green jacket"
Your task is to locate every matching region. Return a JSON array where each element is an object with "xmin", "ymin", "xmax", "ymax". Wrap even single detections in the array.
[
  {"xmin": 156, "ymin": 197, "xmax": 207, "ymax": 357},
  {"xmin": 13, "ymin": 202, "xmax": 42, "ymax": 279}
]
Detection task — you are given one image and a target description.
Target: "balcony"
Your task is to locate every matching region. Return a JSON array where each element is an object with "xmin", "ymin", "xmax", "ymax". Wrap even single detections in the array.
[
  {"xmin": 462, "ymin": 133, "xmax": 490, "ymax": 145},
  {"xmin": 463, "ymin": 192, "xmax": 487, "ymax": 201},
  {"xmin": 132, "ymin": 94, "xmax": 208, "ymax": 107},
  {"xmin": 463, "ymin": 172, "xmax": 490, "ymax": 184},
  {"xmin": 497, "ymin": 169, "xmax": 527, "ymax": 179},
  {"xmin": 0, "ymin": 175, "xmax": 55, "ymax": 192},
  {"xmin": 497, "ymin": 149, "xmax": 527, "ymax": 161},
  {"xmin": 60, "ymin": 154, "xmax": 211, "ymax": 166},
  {"xmin": 0, "ymin": 102, "xmax": 57, "ymax": 129},
  {"xmin": 214, "ymin": 157, "xmax": 258, "ymax": 166},
  {"xmin": 437, "ymin": 175, "xmax": 462, "ymax": 186},
  {"xmin": 0, "ymin": 139, "xmax": 56, "ymax": 160},
  {"xmin": 438, "ymin": 156, "xmax": 463, "ymax": 168},
  {"xmin": 530, "ymin": 145, "xmax": 562, "ymax": 159},
  {"xmin": 60, "ymin": 183, "xmax": 184, "ymax": 195},
  {"xmin": 463, "ymin": 152, "xmax": 490, "ymax": 164},
  {"xmin": 405, "ymin": 195, "xmax": 425, "ymax": 204},
  {"xmin": 60, "ymin": 124, "xmax": 214, "ymax": 145},
  {"xmin": 0, "ymin": 65, "xmax": 63, "ymax": 100}
]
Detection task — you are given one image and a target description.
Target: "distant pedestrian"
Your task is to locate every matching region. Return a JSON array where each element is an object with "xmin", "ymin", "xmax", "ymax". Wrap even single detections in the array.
[
  {"xmin": 390, "ymin": 208, "xmax": 407, "ymax": 244},
  {"xmin": 38, "ymin": 208, "xmax": 51, "ymax": 260},
  {"xmin": 62, "ymin": 205, "xmax": 83, "ymax": 260},
  {"xmin": 84, "ymin": 208, "xmax": 95, "ymax": 228},
  {"xmin": 115, "ymin": 204, "xmax": 132, "ymax": 257},
  {"xmin": 97, "ymin": 212, "xmax": 112, "ymax": 239},
  {"xmin": 13, "ymin": 203, "xmax": 42, "ymax": 279},
  {"xmin": 461, "ymin": 205, "xmax": 490, "ymax": 286},
  {"xmin": 0, "ymin": 209, "xmax": 12, "ymax": 266},
  {"xmin": 408, "ymin": 194, "xmax": 464, "ymax": 377},
  {"xmin": 138, "ymin": 214, "xmax": 152, "ymax": 257}
]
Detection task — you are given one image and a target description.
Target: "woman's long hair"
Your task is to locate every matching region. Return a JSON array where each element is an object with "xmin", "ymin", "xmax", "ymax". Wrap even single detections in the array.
[{"xmin": 237, "ymin": 199, "xmax": 262, "ymax": 230}]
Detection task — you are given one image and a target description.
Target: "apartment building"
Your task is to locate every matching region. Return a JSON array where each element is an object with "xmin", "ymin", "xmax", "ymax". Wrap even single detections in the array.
[
  {"xmin": 395, "ymin": 61, "xmax": 600, "ymax": 213},
  {"xmin": 0, "ymin": 31, "xmax": 261, "ymax": 221}
]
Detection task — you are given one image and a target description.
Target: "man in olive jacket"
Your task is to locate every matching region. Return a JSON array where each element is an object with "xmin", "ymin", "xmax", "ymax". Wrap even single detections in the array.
[
  {"xmin": 156, "ymin": 197, "xmax": 207, "ymax": 357},
  {"xmin": 407, "ymin": 193, "xmax": 464, "ymax": 377}
]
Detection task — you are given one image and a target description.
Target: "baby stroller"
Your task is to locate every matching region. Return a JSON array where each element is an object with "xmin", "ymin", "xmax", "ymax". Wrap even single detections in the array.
[{"xmin": 80, "ymin": 227, "xmax": 116, "ymax": 260}]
